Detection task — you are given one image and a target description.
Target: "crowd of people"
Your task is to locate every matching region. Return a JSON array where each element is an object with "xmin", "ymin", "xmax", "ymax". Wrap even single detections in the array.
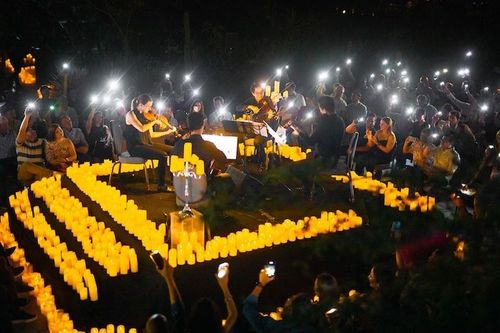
[{"xmin": 1, "ymin": 56, "xmax": 500, "ymax": 331}]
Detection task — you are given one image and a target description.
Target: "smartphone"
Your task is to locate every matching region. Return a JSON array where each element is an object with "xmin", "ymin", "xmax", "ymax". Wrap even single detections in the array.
[
  {"xmin": 150, "ymin": 251, "xmax": 164, "ymax": 270},
  {"xmin": 264, "ymin": 261, "xmax": 275, "ymax": 277},
  {"xmin": 325, "ymin": 307, "xmax": 337, "ymax": 316},
  {"xmin": 217, "ymin": 262, "xmax": 229, "ymax": 278}
]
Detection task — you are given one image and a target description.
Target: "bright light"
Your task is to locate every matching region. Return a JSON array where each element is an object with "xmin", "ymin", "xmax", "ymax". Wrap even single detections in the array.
[
  {"xmin": 184, "ymin": 74, "xmax": 191, "ymax": 82},
  {"xmin": 285, "ymin": 65, "xmax": 289, "ymax": 69},
  {"xmin": 376, "ymin": 84, "xmax": 383, "ymax": 92},
  {"xmin": 401, "ymin": 70, "xmax": 408, "ymax": 76},
  {"xmin": 156, "ymin": 101, "xmax": 165, "ymax": 110},
  {"xmin": 49, "ymin": 105, "xmax": 55, "ymax": 111},
  {"xmin": 396, "ymin": 61, "xmax": 402, "ymax": 67},
  {"xmin": 483, "ymin": 86, "xmax": 489, "ymax": 92},
  {"xmin": 358, "ymin": 117, "xmax": 365, "ymax": 122},
  {"xmin": 165, "ymin": 73, "xmax": 170, "ymax": 79},
  {"xmin": 318, "ymin": 71, "xmax": 329, "ymax": 81},
  {"xmin": 443, "ymin": 68, "xmax": 448, "ymax": 73},
  {"xmin": 390, "ymin": 94, "xmax": 399, "ymax": 105},
  {"xmin": 385, "ymin": 68, "xmax": 391, "ymax": 74},
  {"xmin": 382, "ymin": 59, "xmax": 388, "ymax": 66},
  {"xmin": 440, "ymin": 81, "xmax": 445, "ymax": 86},
  {"xmin": 116, "ymin": 100, "xmax": 124, "ymax": 108},
  {"xmin": 458, "ymin": 68, "xmax": 470, "ymax": 76},
  {"xmin": 342, "ymin": 9, "xmax": 346, "ymax": 14},
  {"xmin": 480, "ymin": 104, "xmax": 489, "ymax": 112},
  {"xmin": 108, "ymin": 79, "xmax": 120, "ymax": 91},
  {"xmin": 431, "ymin": 133, "xmax": 439, "ymax": 139},
  {"xmin": 405, "ymin": 106, "xmax": 414, "ymax": 115},
  {"xmin": 306, "ymin": 111, "xmax": 313, "ymax": 119},
  {"xmin": 62, "ymin": 62, "xmax": 69, "ymax": 70},
  {"xmin": 218, "ymin": 107, "xmax": 227, "ymax": 114},
  {"xmin": 27, "ymin": 102, "xmax": 36, "ymax": 109},
  {"xmin": 288, "ymin": 101, "xmax": 295, "ymax": 108},
  {"xmin": 346, "ymin": 58, "xmax": 352, "ymax": 65},
  {"xmin": 434, "ymin": 71, "xmax": 440, "ymax": 77},
  {"xmin": 403, "ymin": 77, "xmax": 410, "ymax": 83},
  {"xmin": 466, "ymin": 50, "xmax": 472, "ymax": 57},
  {"xmin": 260, "ymin": 81, "xmax": 267, "ymax": 89},
  {"xmin": 370, "ymin": 73, "xmax": 375, "ymax": 79},
  {"xmin": 276, "ymin": 68, "xmax": 283, "ymax": 76},
  {"xmin": 90, "ymin": 95, "xmax": 99, "ymax": 104},
  {"xmin": 336, "ymin": 67, "xmax": 340, "ymax": 72},
  {"xmin": 193, "ymin": 88, "xmax": 200, "ymax": 96},
  {"xmin": 102, "ymin": 95, "xmax": 111, "ymax": 104}
]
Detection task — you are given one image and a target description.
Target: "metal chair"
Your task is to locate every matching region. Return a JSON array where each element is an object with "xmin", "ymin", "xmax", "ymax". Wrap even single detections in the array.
[{"xmin": 108, "ymin": 120, "xmax": 154, "ymax": 190}]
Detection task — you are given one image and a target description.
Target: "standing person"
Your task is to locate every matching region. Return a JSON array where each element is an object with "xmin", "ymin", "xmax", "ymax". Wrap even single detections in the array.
[
  {"xmin": 341, "ymin": 91, "xmax": 367, "ymax": 125},
  {"xmin": 294, "ymin": 96, "xmax": 345, "ymax": 166},
  {"xmin": 355, "ymin": 117, "xmax": 397, "ymax": 174},
  {"xmin": 124, "ymin": 94, "xmax": 176, "ymax": 192},
  {"xmin": 85, "ymin": 107, "xmax": 114, "ymax": 162},
  {"xmin": 15, "ymin": 109, "xmax": 53, "ymax": 183},
  {"xmin": 332, "ymin": 85, "xmax": 347, "ymax": 117},
  {"xmin": 45, "ymin": 124, "xmax": 77, "ymax": 172},
  {"xmin": 416, "ymin": 95, "xmax": 438, "ymax": 123}
]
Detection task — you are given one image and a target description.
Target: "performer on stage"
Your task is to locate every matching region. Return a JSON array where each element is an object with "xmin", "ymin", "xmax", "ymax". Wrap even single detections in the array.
[
  {"xmin": 124, "ymin": 94, "xmax": 176, "ymax": 192},
  {"xmin": 239, "ymin": 82, "xmax": 277, "ymax": 124}
]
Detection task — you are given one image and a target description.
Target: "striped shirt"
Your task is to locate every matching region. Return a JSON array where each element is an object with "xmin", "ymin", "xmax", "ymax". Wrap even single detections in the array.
[{"xmin": 16, "ymin": 139, "xmax": 46, "ymax": 165}]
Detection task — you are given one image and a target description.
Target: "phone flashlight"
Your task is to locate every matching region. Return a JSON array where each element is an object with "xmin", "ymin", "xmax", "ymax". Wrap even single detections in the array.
[
  {"xmin": 264, "ymin": 261, "xmax": 275, "ymax": 277},
  {"xmin": 217, "ymin": 262, "xmax": 229, "ymax": 278},
  {"xmin": 27, "ymin": 102, "xmax": 36, "ymax": 109}
]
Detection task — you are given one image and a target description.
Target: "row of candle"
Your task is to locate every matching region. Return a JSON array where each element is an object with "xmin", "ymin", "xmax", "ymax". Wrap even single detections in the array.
[
  {"xmin": 9, "ymin": 190, "xmax": 99, "ymax": 301},
  {"xmin": 159, "ymin": 209, "xmax": 363, "ymax": 267},
  {"xmin": 69, "ymin": 159, "xmax": 157, "ymax": 177},
  {"xmin": 169, "ymin": 143, "xmax": 205, "ymax": 175},
  {"xmin": 332, "ymin": 171, "xmax": 436, "ymax": 212},
  {"xmin": 67, "ymin": 164, "xmax": 167, "ymax": 252},
  {"xmin": 2, "ymin": 212, "xmax": 138, "ymax": 333},
  {"xmin": 0, "ymin": 212, "xmax": 83, "ymax": 332},
  {"xmin": 31, "ymin": 175, "xmax": 138, "ymax": 276},
  {"xmin": 265, "ymin": 143, "xmax": 310, "ymax": 162}
]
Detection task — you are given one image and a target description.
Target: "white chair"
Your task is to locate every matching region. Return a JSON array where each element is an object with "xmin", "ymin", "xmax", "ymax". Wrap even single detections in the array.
[{"xmin": 108, "ymin": 120, "xmax": 155, "ymax": 190}]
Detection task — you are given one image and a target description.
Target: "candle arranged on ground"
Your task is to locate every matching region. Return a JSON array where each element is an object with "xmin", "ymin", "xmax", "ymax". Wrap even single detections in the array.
[
  {"xmin": 9, "ymin": 189, "xmax": 99, "ymax": 301},
  {"xmin": 169, "ymin": 143, "xmax": 205, "ymax": 176},
  {"xmin": 31, "ymin": 176, "xmax": 135, "ymax": 276},
  {"xmin": 332, "ymin": 171, "xmax": 436, "ymax": 212}
]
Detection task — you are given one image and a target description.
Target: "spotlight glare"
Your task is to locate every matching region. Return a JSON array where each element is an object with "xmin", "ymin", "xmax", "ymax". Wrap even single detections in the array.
[
  {"xmin": 480, "ymin": 104, "xmax": 489, "ymax": 112},
  {"xmin": 336, "ymin": 67, "xmax": 341, "ymax": 72},
  {"xmin": 466, "ymin": 50, "xmax": 472, "ymax": 57},
  {"xmin": 193, "ymin": 88, "xmax": 200, "ymax": 96},
  {"xmin": 376, "ymin": 83, "xmax": 383, "ymax": 92},
  {"xmin": 102, "ymin": 95, "xmax": 111, "ymax": 104},
  {"xmin": 62, "ymin": 62, "xmax": 69, "ymax": 70},
  {"xmin": 318, "ymin": 71, "xmax": 329, "ymax": 81},
  {"xmin": 385, "ymin": 68, "xmax": 391, "ymax": 74},
  {"xmin": 288, "ymin": 101, "xmax": 295, "ymax": 108},
  {"xmin": 483, "ymin": 86, "xmax": 489, "ymax": 92},
  {"xmin": 165, "ymin": 73, "xmax": 170, "ymax": 79},
  {"xmin": 405, "ymin": 106, "xmax": 414, "ymax": 115},
  {"xmin": 108, "ymin": 79, "xmax": 119, "ymax": 91},
  {"xmin": 184, "ymin": 74, "xmax": 191, "ymax": 82},
  {"xmin": 346, "ymin": 58, "xmax": 352, "ymax": 65},
  {"xmin": 90, "ymin": 95, "xmax": 99, "ymax": 104},
  {"xmin": 382, "ymin": 59, "xmax": 388, "ymax": 66},
  {"xmin": 442, "ymin": 68, "xmax": 448, "ymax": 73},
  {"xmin": 156, "ymin": 101, "xmax": 165, "ymax": 110},
  {"xmin": 116, "ymin": 99, "xmax": 124, "ymax": 108},
  {"xmin": 306, "ymin": 111, "xmax": 313, "ymax": 119},
  {"xmin": 276, "ymin": 68, "xmax": 283, "ymax": 76}
]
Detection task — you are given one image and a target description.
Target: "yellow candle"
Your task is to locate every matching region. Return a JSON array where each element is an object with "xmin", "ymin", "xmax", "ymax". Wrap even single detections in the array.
[
  {"xmin": 265, "ymin": 85, "xmax": 271, "ymax": 97},
  {"xmin": 107, "ymin": 324, "xmax": 115, "ymax": 333},
  {"xmin": 168, "ymin": 249, "xmax": 177, "ymax": 268},
  {"xmin": 129, "ymin": 249, "xmax": 138, "ymax": 273},
  {"xmin": 274, "ymin": 80, "xmax": 280, "ymax": 93},
  {"xmin": 117, "ymin": 325, "xmax": 125, "ymax": 333},
  {"xmin": 183, "ymin": 143, "xmax": 192, "ymax": 160},
  {"xmin": 195, "ymin": 161, "xmax": 204, "ymax": 176}
]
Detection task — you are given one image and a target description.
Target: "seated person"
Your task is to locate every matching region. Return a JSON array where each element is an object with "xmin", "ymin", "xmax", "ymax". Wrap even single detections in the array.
[
  {"xmin": 59, "ymin": 115, "xmax": 90, "ymax": 161},
  {"xmin": 85, "ymin": 107, "xmax": 114, "ymax": 162},
  {"xmin": 125, "ymin": 94, "xmax": 176, "ymax": 192},
  {"xmin": 294, "ymin": 95, "xmax": 345, "ymax": 166},
  {"xmin": 45, "ymin": 124, "xmax": 77, "ymax": 172},
  {"xmin": 345, "ymin": 112, "xmax": 378, "ymax": 148},
  {"xmin": 173, "ymin": 112, "xmax": 227, "ymax": 180},
  {"xmin": 424, "ymin": 134, "xmax": 460, "ymax": 178},
  {"xmin": 408, "ymin": 107, "xmax": 430, "ymax": 138},
  {"xmin": 402, "ymin": 128, "xmax": 435, "ymax": 169},
  {"xmin": 0, "ymin": 115, "xmax": 17, "ymax": 179},
  {"xmin": 15, "ymin": 108, "xmax": 53, "ymax": 183},
  {"xmin": 355, "ymin": 117, "xmax": 396, "ymax": 174}
]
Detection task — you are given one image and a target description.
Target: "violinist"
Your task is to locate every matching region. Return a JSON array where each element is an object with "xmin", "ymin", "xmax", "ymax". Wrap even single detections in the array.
[{"xmin": 124, "ymin": 94, "xmax": 176, "ymax": 192}]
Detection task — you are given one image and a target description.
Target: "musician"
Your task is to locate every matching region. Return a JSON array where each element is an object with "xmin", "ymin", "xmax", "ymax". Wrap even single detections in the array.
[
  {"xmin": 172, "ymin": 112, "xmax": 227, "ymax": 180},
  {"xmin": 239, "ymin": 82, "xmax": 277, "ymax": 124},
  {"xmin": 294, "ymin": 96, "xmax": 345, "ymax": 166},
  {"xmin": 124, "ymin": 94, "xmax": 176, "ymax": 192},
  {"xmin": 278, "ymin": 82, "xmax": 306, "ymax": 123}
]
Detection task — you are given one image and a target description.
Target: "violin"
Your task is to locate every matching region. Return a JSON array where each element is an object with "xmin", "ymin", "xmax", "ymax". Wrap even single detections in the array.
[{"xmin": 144, "ymin": 107, "xmax": 174, "ymax": 131}]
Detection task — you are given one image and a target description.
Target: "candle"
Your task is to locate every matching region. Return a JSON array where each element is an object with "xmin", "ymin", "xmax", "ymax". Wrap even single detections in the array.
[
  {"xmin": 265, "ymin": 85, "xmax": 271, "ymax": 97},
  {"xmin": 274, "ymin": 80, "xmax": 280, "ymax": 94},
  {"xmin": 129, "ymin": 249, "xmax": 138, "ymax": 273},
  {"xmin": 183, "ymin": 142, "xmax": 192, "ymax": 160}
]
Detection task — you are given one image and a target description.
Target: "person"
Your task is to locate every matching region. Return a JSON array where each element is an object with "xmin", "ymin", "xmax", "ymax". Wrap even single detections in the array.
[
  {"xmin": 59, "ymin": 115, "xmax": 89, "ymax": 161},
  {"xmin": 425, "ymin": 134, "xmax": 460, "ymax": 178},
  {"xmin": 157, "ymin": 259, "xmax": 237, "ymax": 333},
  {"xmin": 172, "ymin": 112, "xmax": 227, "ymax": 179},
  {"xmin": 0, "ymin": 115, "xmax": 17, "ymax": 179},
  {"xmin": 402, "ymin": 128, "xmax": 435, "ymax": 170},
  {"xmin": 45, "ymin": 124, "xmax": 77, "ymax": 172},
  {"xmin": 208, "ymin": 96, "xmax": 231, "ymax": 130},
  {"xmin": 341, "ymin": 91, "xmax": 367, "ymax": 125},
  {"xmin": 46, "ymin": 96, "xmax": 79, "ymax": 128},
  {"xmin": 279, "ymin": 82, "xmax": 306, "ymax": 123},
  {"xmin": 469, "ymin": 130, "xmax": 500, "ymax": 185},
  {"xmin": 332, "ymin": 84, "xmax": 347, "ymax": 117},
  {"xmin": 143, "ymin": 313, "xmax": 170, "ymax": 333},
  {"xmin": 355, "ymin": 117, "xmax": 396, "ymax": 174},
  {"xmin": 239, "ymin": 82, "xmax": 276, "ymax": 123},
  {"xmin": 442, "ymin": 83, "xmax": 480, "ymax": 124},
  {"xmin": 85, "ymin": 107, "xmax": 114, "ymax": 162},
  {"xmin": 416, "ymin": 94, "xmax": 438, "ymax": 122},
  {"xmin": 243, "ymin": 268, "xmax": 316, "ymax": 333},
  {"xmin": 345, "ymin": 112, "xmax": 378, "ymax": 147},
  {"xmin": 124, "ymin": 94, "xmax": 176, "ymax": 192},
  {"xmin": 15, "ymin": 108, "xmax": 53, "ymax": 183},
  {"xmin": 295, "ymin": 95, "xmax": 345, "ymax": 166},
  {"xmin": 188, "ymin": 99, "xmax": 208, "ymax": 130},
  {"xmin": 445, "ymin": 111, "xmax": 478, "ymax": 164},
  {"xmin": 408, "ymin": 107, "xmax": 430, "ymax": 138},
  {"xmin": 312, "ymin": 273, "xmax": 340, "ymax": 332}
]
